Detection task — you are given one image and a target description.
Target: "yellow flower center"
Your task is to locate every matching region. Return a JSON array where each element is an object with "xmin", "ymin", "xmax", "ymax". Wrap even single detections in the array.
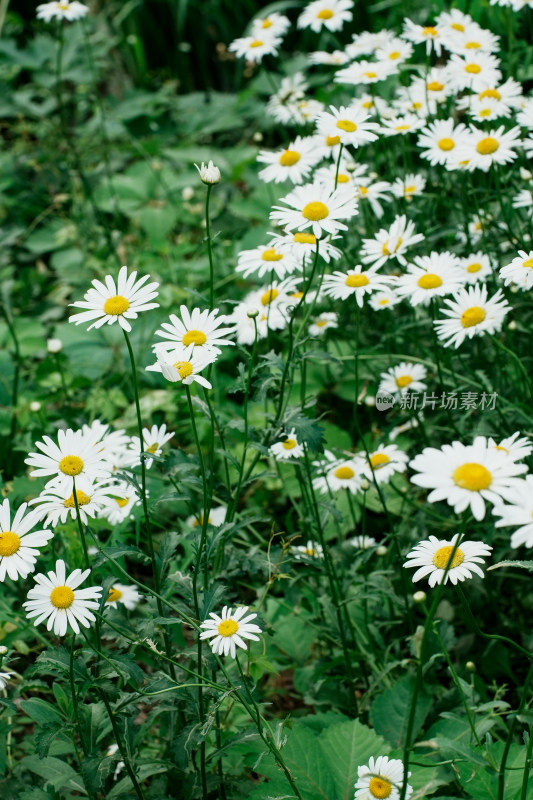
[
  {"xmin": 182, "ymin": 329, "xmax": 207, "ymax": 346},
  {"xmin": 317, "ymin": 8, "xmax": 334, "ymax": 18},
  {"xmin": 438, "ymin": 137, "xmax": 455, "ymax": 151},
  {"xmin": 57, "ymin": 3, "xmax": 70, "ymax": 9},
  {"xmin": 0, "ymin": 531, "xmax": 21, "ymax": 558},
  {"xmin": 451, "ymin": 22, "xmax": 465, "ymax": 31},
  {"xmin": 107, "ymin": 587, "xmax": 123, "ymax": 603},
  {"xmin": 50, "ymin": 585, "xmax": 75, "ymax": 609},
  {"xmin": 261, "ymin": 19, "xmax": 272, "ymax": 28},
  {"xmin": 417, "ymin": 273, "xmax": 443, "ymax": 290},
  {"xmin": 282, "ymin": 439, "xmax": 297, "ymax": 450},
  {"xmin": 334, "ymin": 466, "xmax": 355, "ymax": 479},
  {"xmin": 453, "ymin": 462, "xmax": 492, "ymax": 491},
  {"xmin": 336, "ymin": 119, "xmax": 357, "ymax": 132},
  {"xmin": 432, "ymin": 545, "xmax": 465, "ymax": 570},
  {"xmin": 261, "ymin": 248, "xmax": 283, "ymax": 262},
  {"xmin": 370, "ymin": 453, "xmax": 390, "ymax": 469},
  {"xmin": 465, "ymin": 63, "xmax": 481, "ymax": 74},
  {"xmin": 396, "ymin": 375, "xmax": 412, "ymax": 388},
  {"xmin": 103, "ymin": 295, "xmax": 130, "ymax": 315},
  {"xmin": 59, "ymin": 455, "xmax": 84, "ymax": 476},
  {"xmin": 461, "ymin": 306, "xmax": 486, "ymax": 328},
  {"xmin": 382, "ymin": 237, "xmax": 402, "ymax": 256},
  {"xmin": 358, "ymin": 186, "xmax": 368, "ymax": 195},
  {"xmin": 173, "ymin": 360, "xmax": 194, "ymax": 379},
  {"xmin": 423, "ymin": 26, "xmax": 438, "ymax": 36},
  {"xmin": 279, "ymin": 149, "xmax": 301, "ymax": 167},
  {"xmin": 261, "ymin": 288, "xmax": 279, "ymax": 305},
  {"xmin": 404, "ymin": 185, "xmax": 417, "ymax": 194},
  {"xmin": 466, "ymin": 262, "xmax": 482, "ymax": 273},
  {"xmin": 337, "ymin": 173, "xmax": 350, "ymax": 183},
  {"xmin": 378, "ymin": 299, "xmax": 389, "ymax": 305},
  {"xmin": 522, "ymin": 258, "xmax": 533, "ymax": 268},
  {"xmin": 364, "ymin": 71, "xmax": 378, "ymax": 79},
  {"xmin": 293, "ymin": 232, "xmax": 316, "ymax": 244},
  {"xmin": 249, "ymin": 40, "xmax": 263, "ymax": 48},
  {"xmin": 480, "ymin": 109, "xmax": 492, "ymax": 117},
  {"xmin": 479, "ymin": 88, "xmax": 501, "ymax": 100},
  {"xmin": 146, "ymin": 443, "xmax": 159, "ymax": 453},
  {"xmin": 63, "ymin": 490, "xmax": 91, "ymax": 508},
  {"xmin": 427, "ymin": 81, "xmax": 444, "ymax": 91},
  {"xmin": 394, "ymin": 124, "xmax": 410, "ymax": 131},
  {"xmin": 326, "ymin": 135, "xmax": 341, "ymax": 146},
  {"xmin": 315, "ymin": 320, "xmax": 328, "ymax": 327},
  {"xmin": 218, "ymin": 619, "xmax": 239, "ymax": 637},
  {"xmin": 362, "ymin": 100, "xmax": 373, "ymax": 108},
  {"xmin": 465, "ymin": 41, "xmax": 481, "ymax": 49},
  {"xmin": 369, "ymin": 777, "xmax": 392, "ymax": 798},
  {"xmin": 115, "ymin": 497, "xmax": 129, "ymax": 507},
  {"xmin": 389, "ymin": 51, "xmax": 401, "ymax": 59},
  {"xmin": 305, "ymin": 547, "xmax": 315, "ymax": 556},
  {"xmin": 302, "ymin": 201, "xmax": 329, "ymax": 221},
  {"xmin": 345, "ymin": 274, "xmax": 369, "ymax": 288}
]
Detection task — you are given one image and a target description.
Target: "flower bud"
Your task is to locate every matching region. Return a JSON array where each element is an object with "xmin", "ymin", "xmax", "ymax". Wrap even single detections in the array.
[
  {"xmin": 47, "ymin": 338, "xmax": 63, "ymax": 354},
  {"xmin": 194, "ymin": 160, "xmax": 221, "ymax": 185},
  {"xmin": 181, "ymin": 186, "xmax": 194, "ymax": 201},
  {"xmin": 360, "ymin": 478, "xmax": 370, "ymax": 491},
  {"xmin": 413, "ymin": 590, "xmax": 427, "ymax": 604},
  {"xmin": 247, "ymin": 309, "xmax": 259, "ymax": 319},
  {"xmin": 376, "ymin": 545, "xmax": 388, "ymax": 556},
  {"xmin": 30, "ymin": 401, "xmax": 42, "ymax": 412},
  {"xmin": 466, "ymin": 661, "xmax": 476, "ymax": 672},
  {"xmin": 0, "ymin": 645, "xmax": 8, "ymax": 655}
]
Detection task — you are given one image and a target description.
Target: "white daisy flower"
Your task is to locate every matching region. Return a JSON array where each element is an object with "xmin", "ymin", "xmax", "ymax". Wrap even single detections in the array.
[
  {"xmin": 226, "ymin": 295, "xmax": 288, "ymax": 345},
  {"xmin": 25, "ymin": 428, "xmax": 111, "ymax": 495},
  {"xmin": 369, "ymin": 288, "xmax": 402, "ymax": 311},
  {"xmin": 395, "ymin": 252, "xmax": 465, "ymax": 307},
  {"xmin": 195, "ymin": 161, "xmax": 221, "ymax": 185},
  {"xmin": 236, "ymin": 243, "xmax": 301, "ymax": 281},
  {"xmin": 322, "ymin": 266, "xmax": 394, "ymax": 306},
  {"xmin": 360, "ymin": 444, "xmax": 409, "ymax": 484},
  {"xmin": 200, "ymin": 606, "xmax": 262, "ymax": 658},
  {"xmin": 293, "ymin": 539, "xmax": 324, "ymax": 559},
  {"xmin": 459, "ymin": 252, "xmax": 493, "ymax": 283},
  {"xmin": 106, "ymin": 583, "xmax": 141, "ymax": 611},
  {"xmin": 513, "ymin": 190, "xmax": 533, "ymax": 215},
  {"xmin": 99, "ymin": 483, "xmax": 141, "ymax": 526},
  {"xmin": 454, "ymin": 125, "xmax": 521, "ymax": 172},
  {"xmin": 410, "ymin": 67, "xmax": 455, "ymax": 108},
  {"xmin": 499, "ymin": 250, "xmax": 533, "ymax": 290},
  {"xmin": 335, "ymin": 59, "xmax": 397, "ymax": 86},
  {"xmin": 390, "ymin": 173, "xmax": 426, "ymax": 200},
  {"xmin": 308, "ymin": 50, "xmax": 350, "ymax": 66},
  {"xmin": 186, "ymin": 505, "xmax": 227, "ymax": 528},
  {"xmin": 434, "ymin": 284, "xmax": 510, "ymax": 348},
  {"xmin": 69, "ymin": 266, "xmax": 159, "ymax": 333},
  {"xmin": 313, "ymin": 453, "xmax": 363, "ymax": 494},
  {"xmin": 268, "ymin": 230, "xmax": 343, "ymax": 265},
  {"xmin": 270, "ymin": 429, "xmax": 305, "ymax": 460},
  {"xmin": 447, "ymin": 52, "xmax": 502, "ymax": 93},
  {"xmin": 228, "ymin": 33, "xmax": 281, "ymax": 64},
  {"xmin": 128, "ymin": 423, "xmax": 174, "ymax": 469},
  {"xmin": 0, "ymin": 499, "xmax": 54, "ymax": 582},
  {"xmin": 355, "ymin": 179, "xmax": 392, "ymax": 219},
  {"xmin": 0, "ymin": 672, "xmax": 11, "ymax": 690},
  {"xmin": 36, "ymin": 1, "xmax": 88, "ymax": 22},
  {"xmin": 417, "ymin": 119, "xmax": 470, "ymax": 167},
  {"xmin": 270, "ymin": 182, "xmax": 358, "ymax": 239},
  {"xmin": 315, "ymin": 105, "xmax": 380, "ymax": 148},
  {"xmin": 462, "ymin": 95, "xmax": 512, "ymax": 123},
  {"xmin": 492, "ymin": 475, "xmax": 533, "ymax": 548},
  {"xmin": 402, "ymin": 18, "xmax": 442, "ymax": 56},
  {"xmin": 404, "ymin": 534, "xmax": 492, "ymax": 587},
  {"xmin": 355, "ymin": 754, "xmax": 412, "ymax": 800},
  {"xmin": 375, "ymin": 37, "xmax": 413, "ymax": 64},
  {"xmin": 23, "ymin": 560, "xmax": 103, "ymax": 637},
  {"xmin": 257, "ymin": 136, "xmax": 321, "ymax": 185},
  {"xmin": 251, "ymin": 12, "xmax": 291, "ymax": 37},
  {"xmin": 361, "ymin": 214, "xmax": 424, "ymax": 269},
  {"xmin": 147, "ymin": 347, "xmax": 217, "ymax": 390},
  {"xmin": 380, "ymin": 114, "xmax": 426, "ymax": 137},
  {"xmin": 308, "ymin": 312, "xmax": 338, "ymax": 336},
  {"xmin": 297, "ymin": 0, "xmax": 353, "ymax": 33},
  {"xmin": 349, "ymin": 535, "xmax": 377, "ymax": 549},
  {"xmin": 29, "ymin": 482, "xmax": 113, "ymax": 528},
  {"xmin": 153, "ymin": 306, "xmax": 235, "ymax": 357},
  {"xmin": 409, "ymin": 436, "xmax": 528, "ymax": 521},
  {"xmin": 378, "ymin": 362, "xmax": 428, "ymax": 398},
  {"xmin": 488, "ymin": 432, "xmax": 532, "ymax": 461}
]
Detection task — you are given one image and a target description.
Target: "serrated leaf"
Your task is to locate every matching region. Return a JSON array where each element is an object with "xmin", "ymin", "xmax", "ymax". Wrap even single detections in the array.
[
  {"xmin": 35, "ymin": 723, "xmax": 64, "ymax": 759},
  {"xmin": 487, "ymin": 560, "xmax": 533, "ymax": 572}
]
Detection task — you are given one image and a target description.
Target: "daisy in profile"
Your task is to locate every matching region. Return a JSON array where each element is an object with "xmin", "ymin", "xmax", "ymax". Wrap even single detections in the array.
[
  {"xmin": 313, "ymin": 453, "xmax": 363, "ymax": 494},
  {"xmin": 200, "ymin": 606, "xmax": 262, "ymax": 658},
  {"xmin": 251, "ymin": 11, "xmax": 291, "ymax": 37},
  {"xmin": 361, "ymin": 214, "xmax": 425, "ymax": 269},
  {"xmin": 36, "ymin": 1, "xmax": 88, "ymax": 22},
  {"xmin": 106, "ymin": 583, "xmax": 141, "ymax": 611},
  {"xmin": 128, "ymin": 423, "xmax": 174, "ymax": 469},
  {"xmin": 402, "ymin": 18, "xmax": 442, "ymax": 56},
  {"xmin": 269, "ymin": 230, "xmax": 343, "ymax": 265},
  {"xmin": 369, "ymin": 288, "xmax": 402, "ymax": 311},
  {"xmin": 417, "ymin": 120, "xmax": 470, "ymax": 167},
  {"xmin": 270, "ymin": 182, "xmax": 358, "ymax": 238},
  {"xmin": 391, "ymin": 173, "xmax": 426, "ymax": 200},
  {"xmin": 25, "ymin": 428, "xmax": 111, "ymax": 495},
  {"xmin": 153, "ymin": 306, "xmax": 235, "ymax": 357},
  {"xmin": 309, "ymin": 312, "xmax": 338, "ymax": 336},
  {"xmin": 361, "ymin": 444, "xmax": 409, "ymax": 484},
  {"xmin": 228, "ymin": 33, "xmax": 281, "ymax": 64},
  {"xmin": 454, "ymin": 126, "xmax": 521, "ymax": 172},
  {"xmin": 499, "ymin": 250, "xmax": 533, "ymax": 290},
  {"xmin": 0, "ymin": 672, "xmax": 11, "ymax": 690},
  {"xmin": 315, "ymin": 105, "xmax": 380, "ymax": 148},
  {"xmin": 270, "ymin": 429, "xmax": 305, "ymax": 460},
  {"xmin": 186, "ymin": 506, "xmax": 227, "ymax": 528},
  {"xmin": 488, "ymin": 431, "xmax": 532, "ymax": 461},
  {"xmin": 147, "ymin": 347, "xmax": 217, "ymax": 389},
  {"xmin": 236, "ymin": 243, "xmax": 301, "ymax": 280},
  {"xmin": 335, "ymin": 59, "xmax": 396, "ymax": 86},
  {"xmin": 434, "ymin": 284, "xmax": 509, "ymax": 348},
  {"xmin": 0, "ymin": 500, "xmax": 54, "ymax": 582},
  {"xmin": 492, "ymin": 475, "xmax": 533, "ymax": 548},
  {"xmin": 349, "ymin": 535, "xmax": 377, "ymax": 549},
  {"xmin": 297, "ymin": 0, "xmax": 353, "ymax": 33},
  {"xmin": 459, "ymin": 252, "xmax": 492, "ymax": 283},
  {"xmin": 29, "ymin": 483, "xmax": 112, "ymax": 528},
  {"xmin": 322, "ymin": 266, "xmax": 394, "ymax": 306},
  {"xmin": 378, "ymin": 362, "xmax": 427, "ymax": 398},
  {"xmin": 409, "ymin": 435, "xmax": 527, "ymax": 520},
  {"xmin": 380, "ymin": 114, "xmax": 426, "ymax": 138},
  {"xmin": 354, "ymin": 178, "xmax": 392, "ymax": 219},
  {"xmin": 355, "ymin": 755, "xmax": 412, "ymax": 800},
  {"xmin": 293, "ymin": 539, "xmax": 324, "ymax": 559},
  {"xmin": 395, "ymin": 252, "xmax": 465, "ymax": 307},
  {"xmin": 99, "ymin": 483, "xmax": 141, "ymax": 526},
  {"xmin": 404, "ymin": 534, "xmax": 492, "ymax": 586},
  {"xmin": 69, "ymin": 266, "xmax": 159, "ymax": 333},
  {"xmin": 308, "ymin": 50, "xmax": 349, "ymax": 66},
  {"xmin": 257, "ymin": 136, "xmax": 321, "ymax": 185},
  {"xmin": 23, "ymin": 560, "xmax": 103, "ymax": 637}
]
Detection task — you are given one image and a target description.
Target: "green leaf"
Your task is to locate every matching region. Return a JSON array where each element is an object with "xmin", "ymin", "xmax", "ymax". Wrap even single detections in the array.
[
  {"xmin": 21, "ymin": 755, "xmax": 83, "ymax": 792},
  {"xmin": 488, "ymin": 560, "xmax": 533, "ymax": 572},
  {"xmin": 19, "ymin": 698, "xmax": 64, "ymax": 726},
  {"xmin": 369, "ymin": 675, "xmax": 432, "ymax": 749},
  {"xmin": 35, "ymin": 723, "xmax": 64, "ymax": 759},
  {"xmin": 319, "ymin": 719, "xmax": 389, "ymax": 800}
]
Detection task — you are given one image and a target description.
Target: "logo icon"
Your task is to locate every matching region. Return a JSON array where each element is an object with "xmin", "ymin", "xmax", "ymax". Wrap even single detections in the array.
[{"xmin": 376, "ymin": 391, "xmax": 395, "ymax": 412}]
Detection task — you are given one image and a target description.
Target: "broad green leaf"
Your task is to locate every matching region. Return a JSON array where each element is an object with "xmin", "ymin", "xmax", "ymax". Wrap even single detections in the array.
[
  {"xmin": 319, "ymin": 718, "xmax": 389, "ymax": 800},
  {"xmin": 19, "ymin": 698, "xmax": 64, "ymax": 726},
  {"xmin": 21, "ymin": 755, "xmax": 83, "ymax": 792},
  {"xmin": 488, "ymin": 560, "xmax": 533, "ymax": 572},
  {"xmin": 370, "ymin": 675, "xmax": 432, "ymax": 748}
]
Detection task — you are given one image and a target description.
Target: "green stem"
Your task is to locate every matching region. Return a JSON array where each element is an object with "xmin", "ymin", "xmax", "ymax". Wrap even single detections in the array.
[
  {"xmin": 205, "ymin": 184, "xmax": 215, "ymax": 310},
  {"xmin": 1, "ymin": 304, "xmax": 21, "ymax": 474},
  {"xmin": 457, "ymin": 585, "xmax": 533, "ymax": 662},
  {"xmin": 520, "ymin": 726, "xmax": 533, "ymax": 800},
  {"xmin": 499, "ymin": 663, "xmax": 533, "ymax": 800},
  {"xmin": 98, "ymin": 687, "xmax": 147, "ymax": 800}
]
